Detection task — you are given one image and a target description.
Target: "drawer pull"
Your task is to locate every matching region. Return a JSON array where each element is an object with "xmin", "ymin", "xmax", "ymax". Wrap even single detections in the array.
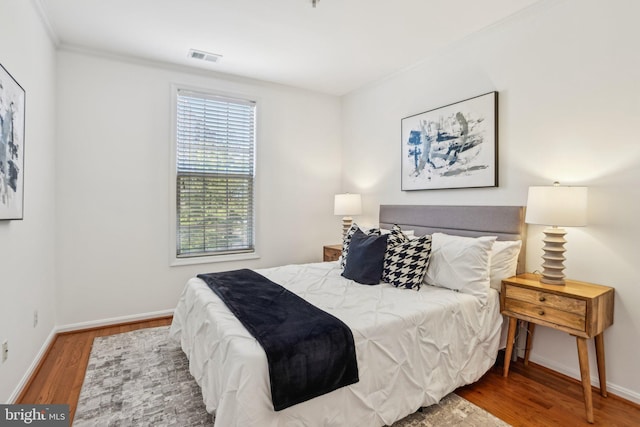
[
  {"xmin": 539, "ymin": 296, "xmax": 546, "ymax": 302},
  {"xmin": 538, "ymin": 310, "xmax": 545, "ymax": 316}
]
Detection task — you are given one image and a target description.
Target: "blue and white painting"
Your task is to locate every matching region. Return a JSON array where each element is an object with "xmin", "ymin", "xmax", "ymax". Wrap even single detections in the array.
[
  {"xmin": 401, "ymin": 92, "xmax": 497, "ymax": 190},
  {"xmin": 0, "ymin": 63, "xmax": 25, "ymax": 220}
]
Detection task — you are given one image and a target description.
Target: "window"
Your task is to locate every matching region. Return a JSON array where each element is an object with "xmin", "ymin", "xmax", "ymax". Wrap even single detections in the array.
[{"xmin": 175, "ymin": 89, "xmax": 256, "ymax": 259}]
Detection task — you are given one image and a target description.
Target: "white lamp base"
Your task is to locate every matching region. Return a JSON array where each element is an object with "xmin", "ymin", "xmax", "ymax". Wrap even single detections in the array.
[
  {"xmin": 342, "ymin": 216, "xmax": 353, "ymax": 238},
  {"xmin": 540, "ymin": 226, "xmax": 567, "ymax": 285}
]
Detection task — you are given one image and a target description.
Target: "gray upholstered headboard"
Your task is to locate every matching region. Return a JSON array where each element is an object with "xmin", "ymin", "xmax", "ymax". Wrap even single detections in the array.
[{"xmin": 379, "ymin": 205, "xmax": 527, "ymax": 274}]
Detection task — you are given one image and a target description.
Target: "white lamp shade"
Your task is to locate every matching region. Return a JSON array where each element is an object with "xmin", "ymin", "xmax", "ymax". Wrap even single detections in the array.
[
  {"xmin": 525, "ymin": 185, "xmax": 588, "ymax": 227},
  {"xmin": 334, "ymin": 193, "xmax": 362, "ymax": 216}
]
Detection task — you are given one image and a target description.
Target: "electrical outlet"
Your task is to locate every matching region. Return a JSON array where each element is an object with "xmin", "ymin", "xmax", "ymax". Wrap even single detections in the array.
[
  {"xmin": 33, "ymin": 310, "xmax": 38, "ymax": 328},
  {"xmin": 2, "ymin": 340, "xmax": 7, "ymax": 363}
]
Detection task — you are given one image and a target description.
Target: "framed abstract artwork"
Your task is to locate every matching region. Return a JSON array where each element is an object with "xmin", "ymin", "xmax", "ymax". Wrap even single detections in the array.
[
  {"xmin": 0, "ymin": 63, "xmax": 25, "ymax": 220},
  {"xmin": 401, "ymin": 91, "xmax": 498, "ymax": 191}
]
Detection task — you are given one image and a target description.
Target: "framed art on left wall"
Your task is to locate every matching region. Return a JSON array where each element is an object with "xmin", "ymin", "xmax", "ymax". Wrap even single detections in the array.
[{"xmin": 0, "ymin": 63, "xmax": 25, "ymax": 220}]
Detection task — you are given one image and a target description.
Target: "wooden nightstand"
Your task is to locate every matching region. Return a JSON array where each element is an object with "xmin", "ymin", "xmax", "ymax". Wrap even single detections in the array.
[
  {"xmin": 323, "ymin": 244, "xmax": 342, "ymax": 262},
  {"xmin": 501, "ymin": 273, "xmax": 614, "ymax": 424}
]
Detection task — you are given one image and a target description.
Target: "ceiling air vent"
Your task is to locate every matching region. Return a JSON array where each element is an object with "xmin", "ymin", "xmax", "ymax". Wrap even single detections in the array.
[{"xmin": 188, "ymin": 49, "xmax": 222, "ymax": 63}]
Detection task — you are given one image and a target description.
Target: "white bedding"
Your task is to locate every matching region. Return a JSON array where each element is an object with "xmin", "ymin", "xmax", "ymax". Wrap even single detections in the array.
[{"xmin": 169, "ymin": 261, "xmax": 503, "ymax": 427}]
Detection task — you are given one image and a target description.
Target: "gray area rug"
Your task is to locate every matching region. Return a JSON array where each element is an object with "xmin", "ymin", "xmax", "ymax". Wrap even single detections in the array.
[{"xmin": 75, "ymin": 326, "xmax": 510, "ymax": 426}]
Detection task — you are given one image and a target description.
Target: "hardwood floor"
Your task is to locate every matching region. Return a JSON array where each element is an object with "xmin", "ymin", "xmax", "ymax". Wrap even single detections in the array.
[
  {"xmin": 457, "ymin": 359, "xmax": 640, "ymax": 427},
  {"xmin": 16, "ymin": 317, "xmax": 173, "ymax": 422},
  {"xmin": 17, "ymin": 317, "xmax": 640, "ymax": 426}
]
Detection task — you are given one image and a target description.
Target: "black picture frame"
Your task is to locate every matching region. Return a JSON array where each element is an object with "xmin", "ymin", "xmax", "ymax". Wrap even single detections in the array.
[
  {"xmin": 0, "ymin": 63, "xmax": 26, "ymax": 220},
  {"xmin": 401, "ymin": 91, "xmax": 498, "ymax": 191}
]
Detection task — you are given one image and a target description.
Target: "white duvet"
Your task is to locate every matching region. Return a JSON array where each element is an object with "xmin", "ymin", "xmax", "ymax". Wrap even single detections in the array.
[{"xmin": 169, "ymin": 261, "xmax": 502, "ymax": 427}]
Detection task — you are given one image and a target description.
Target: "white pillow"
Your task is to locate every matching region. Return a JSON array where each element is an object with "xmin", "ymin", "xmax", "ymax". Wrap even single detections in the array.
[
  {"xmin": 489, "ymin": 240, "xmax": 522, "ymax": 291},
  {"xmin": 423, "ymin": 233, "xmax": 496, "ymax": 303}
]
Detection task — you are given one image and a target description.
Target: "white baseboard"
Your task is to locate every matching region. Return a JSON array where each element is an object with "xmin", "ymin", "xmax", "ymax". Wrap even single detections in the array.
[
  {"xmin": 56, "ymin": 309, "xmax": 175, "ymax": 333},
  {"xmin": 9, "ymin": 328, "xmax": 57, "ymax": 403},
  {"xmin": 9, "ymin": 309, "xmax": 175, "ymax": 403},
  {"xmin": 530, "ymin": 354, "xmax": 640, "ymax": 405}
]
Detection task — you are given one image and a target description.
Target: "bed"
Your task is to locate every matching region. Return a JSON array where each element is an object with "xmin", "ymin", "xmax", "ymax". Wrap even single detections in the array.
[{"xmin": 170, "ymin": 205, "xmax": 526, "ymax": 426}]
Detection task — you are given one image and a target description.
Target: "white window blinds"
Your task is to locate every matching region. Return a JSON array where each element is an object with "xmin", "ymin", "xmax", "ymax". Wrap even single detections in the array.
[{"xmin": 176, "ymin": 89, "xmax": 256, "ymax": 258}]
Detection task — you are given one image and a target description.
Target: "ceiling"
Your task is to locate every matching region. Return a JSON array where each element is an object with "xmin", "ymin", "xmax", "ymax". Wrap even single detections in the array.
[{"xmin": 37, "ymin": 0, "xmax": 542, "ymax": 95}]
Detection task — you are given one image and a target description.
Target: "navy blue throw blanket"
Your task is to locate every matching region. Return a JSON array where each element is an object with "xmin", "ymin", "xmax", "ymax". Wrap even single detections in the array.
[{"xmin": 197, "ymin": 269, "xmax": 359, "ymax": 411}]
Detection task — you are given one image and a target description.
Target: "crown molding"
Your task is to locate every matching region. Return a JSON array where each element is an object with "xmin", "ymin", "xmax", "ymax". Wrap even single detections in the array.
[{"xmin": 31, "ymin": 0, "xmax": 61, "ymax": 46}]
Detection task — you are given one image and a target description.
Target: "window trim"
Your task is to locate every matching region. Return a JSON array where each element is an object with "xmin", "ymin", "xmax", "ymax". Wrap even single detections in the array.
[{"xmin": 169, "ymin": 84, "xmax": 259, "ymax": 266}]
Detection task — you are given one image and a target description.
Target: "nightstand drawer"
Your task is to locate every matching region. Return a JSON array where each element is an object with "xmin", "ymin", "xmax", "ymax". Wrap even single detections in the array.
[
  {"xmin": 323, "ymin": 245, "xmax": 342, "ymax": 262},
  {"xmin": 504, "ymin": 285, "xmax": 586, "ymax": 315},
  {"xmin": 503, "ymin": 298, "xmax": 586, "ymax": 331}
]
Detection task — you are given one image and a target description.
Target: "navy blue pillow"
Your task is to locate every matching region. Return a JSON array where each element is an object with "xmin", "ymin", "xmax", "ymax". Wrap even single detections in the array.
[{"xmin": 342, "ymin": 229, "xmax": 388, "ymax": 285}]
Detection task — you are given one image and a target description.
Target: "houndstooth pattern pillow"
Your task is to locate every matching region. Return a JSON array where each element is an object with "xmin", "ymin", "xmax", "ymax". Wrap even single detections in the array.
[
  {"xmin": 382, "ymin": 234, "xmax": 432, "ymax": 290},
  {"xmin": 386, "ymin": 224, "xmax": 410, "ymax": 247},
  {"xmin": 340, "ymin": 223, "xmax": 380, "ymax": 268}
]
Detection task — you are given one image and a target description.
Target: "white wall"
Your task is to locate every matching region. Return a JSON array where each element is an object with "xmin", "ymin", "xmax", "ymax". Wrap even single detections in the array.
[
  {"xmin": 341, "ymin": 0, "xmax": 640, "ymax": 403},
  {"xmin": 54, "ymin": 51, "xmax": 343, "ymax": 326},
  {"xmin": 0, "ymin": 0, "xmax": 57, "ymax": 402}
]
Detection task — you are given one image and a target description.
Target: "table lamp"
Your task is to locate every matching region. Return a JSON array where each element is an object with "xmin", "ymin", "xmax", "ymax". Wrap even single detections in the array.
[
  {"xmin": 525, "ymin": 182, "xmax": 588, "ymax": 285},
  {"xmin": 334, "ymin": 193, "xmax": 362, "ymax": 238}
]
